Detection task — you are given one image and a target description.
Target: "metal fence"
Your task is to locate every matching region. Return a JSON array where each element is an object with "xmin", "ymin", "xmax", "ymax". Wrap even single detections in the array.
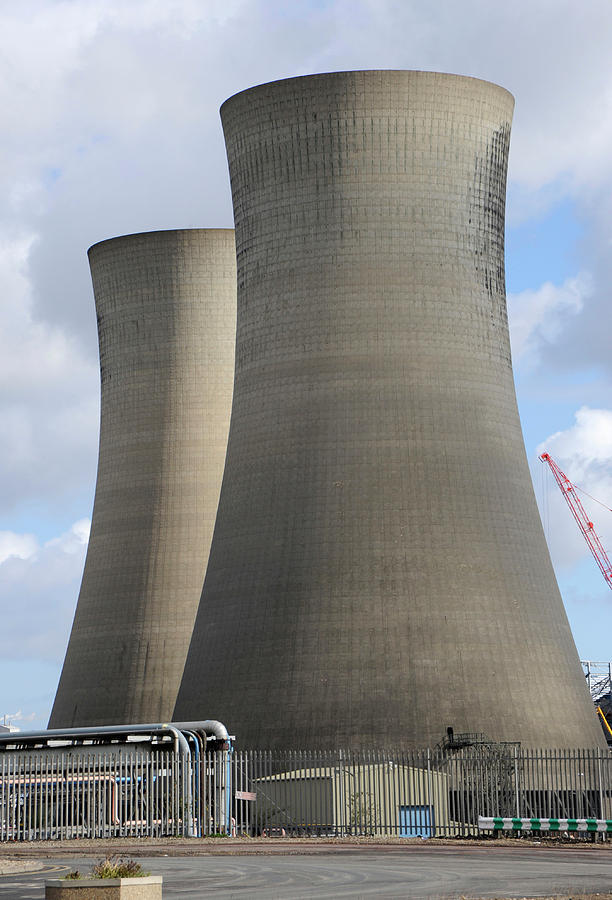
[
  {"xmin": 0, "ymin": 749, "xmax": 191, "ymax": 842},
  {"xmin": 231, "ymin": 747, "xmax": 612, "ymax": 838},
  {"xmin": 2, "ymin": 746, "xmax": 612, "ymax": 841}
]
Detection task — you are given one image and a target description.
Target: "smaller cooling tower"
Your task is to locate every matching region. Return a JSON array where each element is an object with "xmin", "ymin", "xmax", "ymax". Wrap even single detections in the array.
[{"xmin": 50, "ymin": 229, "xmax": 236, "ymax": 727}]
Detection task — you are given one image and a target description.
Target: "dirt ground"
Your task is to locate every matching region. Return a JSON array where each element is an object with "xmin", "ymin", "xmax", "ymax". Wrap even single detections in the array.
[{"xmin": 0, "ymin": 834, "xmax": 610, "ymax": 858}]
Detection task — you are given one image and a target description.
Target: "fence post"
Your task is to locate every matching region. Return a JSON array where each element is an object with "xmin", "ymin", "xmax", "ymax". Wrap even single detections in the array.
[
  {"xmin": 338, "ymin": 749, "xmax": 345, "ymax": 837},
  {"xmin": 598, "ymin": 749, "xmax": 605, "ymax": 841},
  {"xmin": 226, "ymin": 745, "xmax": 232, "ymax": 836},
  {"xmin": 427, "ymin": 747, "xmax": 433, "ymax": 835},
  {"xmin": 514, "ymin": 746, "xmax": 520, "ymax": 819}
]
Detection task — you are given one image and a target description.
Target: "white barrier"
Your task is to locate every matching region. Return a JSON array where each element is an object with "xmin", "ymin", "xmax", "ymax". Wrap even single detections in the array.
[{"xmin": 479, "ymin": 816, "xmax": 612, "ymax": 833}]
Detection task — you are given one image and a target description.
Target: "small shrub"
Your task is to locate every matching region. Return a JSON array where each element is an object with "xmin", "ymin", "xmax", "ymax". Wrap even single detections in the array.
[
  {"xmin": 63, "ymin": 871, "xmax": 81, "ymax": 880},
  {"xmin": 91, "ymin": 857, "xmax": 148, "ymax": 879}
]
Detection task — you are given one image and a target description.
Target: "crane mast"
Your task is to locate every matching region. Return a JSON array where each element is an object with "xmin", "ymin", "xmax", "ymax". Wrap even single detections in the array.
[{"xmin": 540, "ymin": 452, "xmax": 612, "ymax": 590}]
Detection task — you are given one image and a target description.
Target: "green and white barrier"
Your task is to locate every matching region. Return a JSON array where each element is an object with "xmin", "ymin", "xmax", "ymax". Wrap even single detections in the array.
[{"xmin": 479, "ymin": 816, "xmax": 612, "ymax": 833}]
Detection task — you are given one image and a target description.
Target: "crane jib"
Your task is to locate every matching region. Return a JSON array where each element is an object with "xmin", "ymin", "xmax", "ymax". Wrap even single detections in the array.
[{"xmin": 540, "ymin": 452, "xmax": 612, "ymax": 590}]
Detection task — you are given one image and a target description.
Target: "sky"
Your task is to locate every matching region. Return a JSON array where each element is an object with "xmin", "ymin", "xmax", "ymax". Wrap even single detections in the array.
[{"xmin": 1, "ymin": 0, "xmax": 612, "ymax": 731}]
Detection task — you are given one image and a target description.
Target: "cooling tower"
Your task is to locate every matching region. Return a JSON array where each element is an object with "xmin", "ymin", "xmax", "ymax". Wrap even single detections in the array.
[
  {"xmin": 50, "ymin": 229, "xmax": 236, "ymax": 727},
  {"xmin": 174, "ymin": 72, "xmax": 604, "ymax": 749}
]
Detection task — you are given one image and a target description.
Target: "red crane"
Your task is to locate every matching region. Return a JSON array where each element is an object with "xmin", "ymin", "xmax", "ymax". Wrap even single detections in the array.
[{"xmin": 540, "ymin": 452, "xmax": 612, "ymax": 590}]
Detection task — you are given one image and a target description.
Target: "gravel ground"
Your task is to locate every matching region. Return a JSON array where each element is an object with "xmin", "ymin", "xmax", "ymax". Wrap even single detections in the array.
[{"xmin": 0, "ymin": 835, "xmax": 610, "ymax": 858}]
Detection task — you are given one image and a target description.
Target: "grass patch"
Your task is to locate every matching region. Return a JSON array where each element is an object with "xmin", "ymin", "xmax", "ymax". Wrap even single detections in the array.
[{"xmin": 63, "ymin": 857, "xmax": 149, "ymax": 880}]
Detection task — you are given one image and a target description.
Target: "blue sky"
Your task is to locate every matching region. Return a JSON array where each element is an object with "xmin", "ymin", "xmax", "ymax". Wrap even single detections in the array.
[{"xmin": 1, "ymin": 0, "xmax": 612, "ymax": 731}]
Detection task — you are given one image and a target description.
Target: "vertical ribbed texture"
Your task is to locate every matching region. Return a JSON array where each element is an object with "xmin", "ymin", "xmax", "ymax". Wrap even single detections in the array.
[
  {"xmin": 50, "ymin": 229, "xmax": 236, "ymax": 727},
  {"xmin": 174, "ymin": 71, "xmax": 603, "ymax": 749}
]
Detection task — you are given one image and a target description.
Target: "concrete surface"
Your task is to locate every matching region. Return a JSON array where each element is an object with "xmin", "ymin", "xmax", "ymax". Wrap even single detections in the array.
[
  {"xmin": 175, "ymin": 70, "xmax": 603, "ymax": 750},
  {"xmin": 45, "ymin": 875, "xmax": 162, "ymax": 900},
  {"xmin": 50, "ymin": 229, "xmax": 236, "ymax": 727},
  {"xmin": 2, "ymin": 847, "xmax": 612, "ymax": 899},
  {"xmin": 0, "ymin": 862, "xmax": 42, "ymax": 876}
]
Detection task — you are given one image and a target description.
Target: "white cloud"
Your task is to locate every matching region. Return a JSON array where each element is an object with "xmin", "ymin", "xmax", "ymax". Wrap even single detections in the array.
[
  {"xmin": 540, "ymin": 408, "xmax": 612, "ymax": 485},
  {"xmin": 537, "ymin": 408, "xmax": 612, "ymax": 572},
  {"xmin": 0, "ymin": 520, "xmax": 90, "ymax": 663},
  {"xmin": 45, "ymin": 518, "xmax": 91, "ymax": 552},
  {"xmin": 508, "ymin": 274, "xmax": 590, "ymax": 368},
  {"xmin": 0, "ymin": 531, "xmax": 37, "ymax": 565},
  {"xmin": 0, "ymin": 233, "xmax": 99, "ymax": 512},
  {"xmin": 4, "ymin": 710, "xmax": 36, "ymax": 723}
]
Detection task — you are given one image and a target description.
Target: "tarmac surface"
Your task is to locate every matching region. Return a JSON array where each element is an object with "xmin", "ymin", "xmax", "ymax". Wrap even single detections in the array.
[{"xmin": 1, "ymin": 840, "xmax": 612, "ymax": 899}]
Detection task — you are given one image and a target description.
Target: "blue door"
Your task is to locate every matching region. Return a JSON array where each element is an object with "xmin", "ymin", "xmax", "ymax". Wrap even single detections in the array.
[{"xmin": 399, "ymin": 804, "xmax": 434, "ymax": 837}]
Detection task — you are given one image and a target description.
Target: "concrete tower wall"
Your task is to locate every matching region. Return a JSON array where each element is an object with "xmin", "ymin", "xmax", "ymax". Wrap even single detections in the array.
[
  {"xmin": 174, "ymin": 72, "xmax": 603, "ymax": 750},
  {"xmin": 50, "ymin": 229, "xmax": 236, "ymax": 727}
]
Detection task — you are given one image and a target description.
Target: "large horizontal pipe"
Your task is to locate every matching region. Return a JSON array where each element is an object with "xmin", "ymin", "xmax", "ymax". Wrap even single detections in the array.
[
  {"xmin": 0, "ymin": 720, "xmax": 232, "ymax": 754},
  {"xmin": 0, "ymin": 723, "xmax": 194, "ymax": 758}
]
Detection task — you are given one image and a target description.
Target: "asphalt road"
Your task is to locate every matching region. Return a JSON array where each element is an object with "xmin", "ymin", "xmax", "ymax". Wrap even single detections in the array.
[{"xmin": 1, "ymin": 847, "xmax": 612, "ymax": 899}]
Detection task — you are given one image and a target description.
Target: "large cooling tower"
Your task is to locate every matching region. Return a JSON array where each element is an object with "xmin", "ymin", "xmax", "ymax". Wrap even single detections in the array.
[
  {"xmin": 174, "ymin": 72, "xmax": 603, "ymax": 749},
  {"xmin": 50, "ymin": 229, "xmax": 236, "ymax": 727}
]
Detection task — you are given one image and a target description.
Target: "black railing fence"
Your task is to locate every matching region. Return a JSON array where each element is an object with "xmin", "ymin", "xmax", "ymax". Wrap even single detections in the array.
[{"xmin": 2, "ymin": 746, "xmax": 610, "ymax": 841}]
